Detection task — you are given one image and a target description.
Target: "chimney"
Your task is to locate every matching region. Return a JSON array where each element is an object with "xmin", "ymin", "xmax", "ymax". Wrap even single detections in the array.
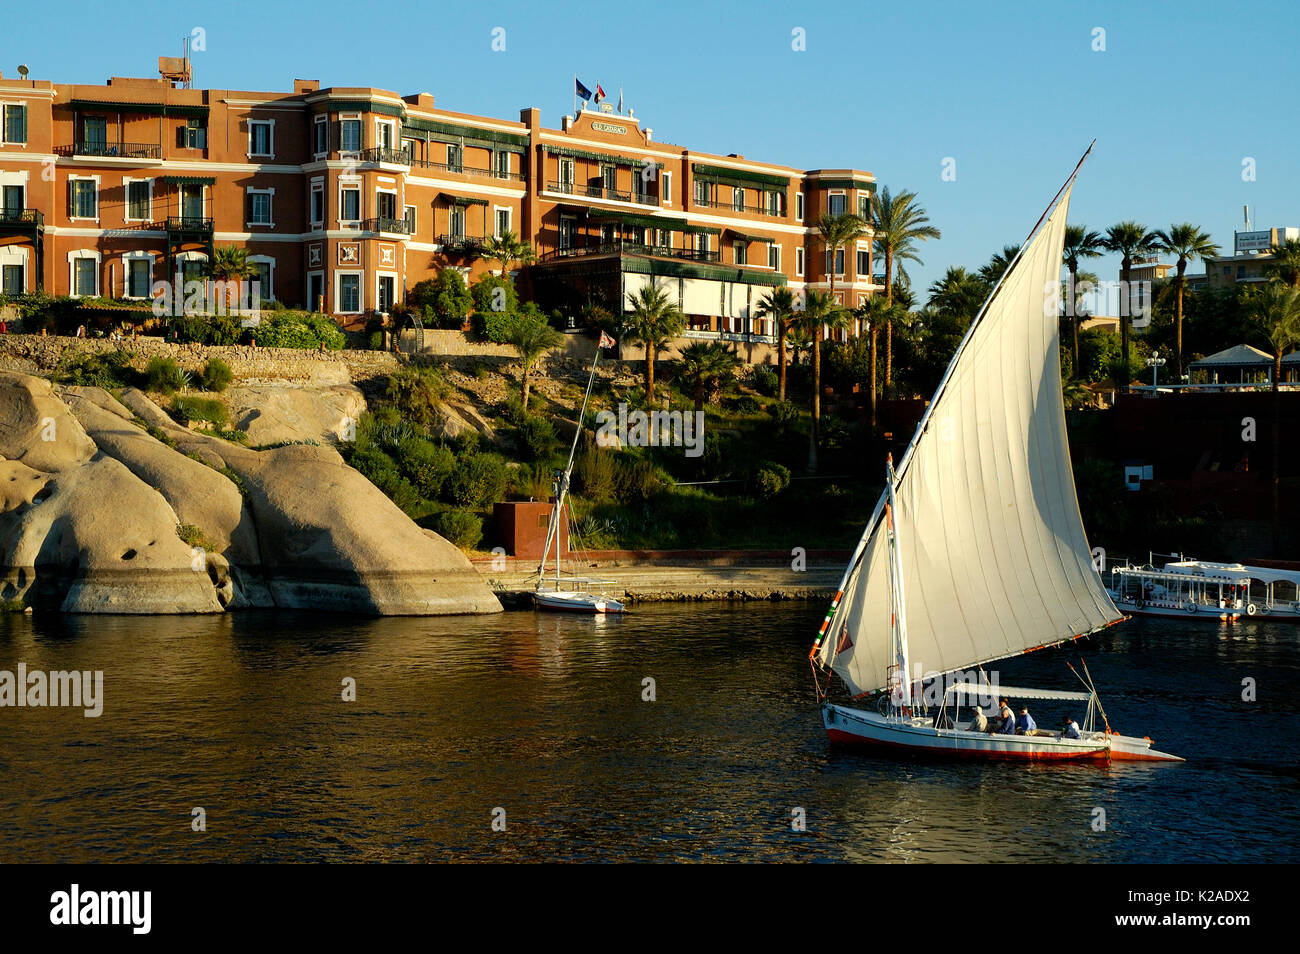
[
  {"xmin": 294, "ymin": 79, "xmax": 321, "ymax": 94},
  {"xmin": 404, "ymin": 92, "xmax": 435, "ymax": 108}
]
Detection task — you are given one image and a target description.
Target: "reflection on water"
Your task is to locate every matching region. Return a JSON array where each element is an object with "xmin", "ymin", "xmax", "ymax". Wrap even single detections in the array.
[{"xmin": 0, "ymin": 605, "xmax": 1295, "ymax": 862}]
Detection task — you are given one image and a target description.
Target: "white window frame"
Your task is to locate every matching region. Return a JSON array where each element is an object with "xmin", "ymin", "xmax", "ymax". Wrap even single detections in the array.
[
  {"xmin": 494, "ymin": 150, "xmax": 511, "ymax": 178},
  {"xmin": 1, "ymin": 102, "xmax": 29, "ymax": 145},
  {"xmin": 494, "ymin": 205, "xmax": 512, "ymax": 239},
  {"xmin": 67, "ymin": 250, "xmax": 101, "ymax": 298},
  {"xmin": 310, "ymin": 178, "xmax": 325, "ymax": 227},
  {"xmin": 0, "ymin": 245, "xmax": 29, "ymax": 295},
  {"xmin": 313, "ymin": 116, "xmax": 328, "ymax": 159},
  {"xmin": 662, "ymin": 170, "xmax": 672, "ymax": 206},
  {"xmin": 338, "ymin": 179, "xmax": 362, "ymax": 228},
  {"xmin": 375, "ymin": 118, "xmax": 397, "ymax": 152},
  {"xmin": 856, "ymin": 243, "xmax": 871, "ymax": 279},
  {"xmin": 558, "ymin": 157, "xmax": 574, "ymax": 189},
  {"xmin": 375, "ymin": 271, "xmax": 399, "ymax": 315},
  {"xmin": 768, "ymin": 243, "xmax": 780, "ymax": 271},
  {"xmin": 123, "ymin": 177, "xmax": 153, "ymax": 223},
  {"xmin": 247, "ymin": 119, "xmax": 275, "ymax": 159},
  {"xmin": 69, "ymin": 175, "xmax": 100, "ymax": 222},
  {"xmin": 828, "ymin": 191, "xmax": 847, "ymax": 217},
  {"xmin": 246, "ymin": 187, "xmax": 275, "ymax": 228},
  {"xmin": 795, "ymin": 192, "xmax": 805, "ymax": 222},
  {"xmin": 404, "ymin": 204, "xmax": 417, "ymax": 235},
  {"xmin": 121, "ymin": 251, "xmax": 155, "ymax": 299},
  {"xmin": 733, "ymin": 240, "xmax": 746, "ymax": 266},
  {"xmin": 247, "ymin": 255, "xmax": 276, "ymax": 303},
  {"xmin": 335, "ymin": 270, "xmax": 364, "ymax": 314},
  {"xmin": 339, "ymin": 114, "xmax": 363, "ymax": 154},
  {"xmin": 795, "ymin": 247, "xmax": 805, "ymax": 277},
  {"xmin": 306, "ymin": 269, "xmax": 326, "ymax": 312},
  {"xmin": 375, "ymin": 186, "xmax": 399, "ymax": 227}
]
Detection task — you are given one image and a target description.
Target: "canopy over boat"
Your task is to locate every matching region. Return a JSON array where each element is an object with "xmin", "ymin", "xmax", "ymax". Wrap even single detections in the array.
[
  {"xmin": 815, "ymin": 167, "xmax": 1121, "ymax": 698},
  {"xmin": 944, "ymin": 683, "xmax": 1093, "ymax": 701},
  {"xmin": 1162, "ymin": 560, "xmax": 1300, "ymax": 587}
]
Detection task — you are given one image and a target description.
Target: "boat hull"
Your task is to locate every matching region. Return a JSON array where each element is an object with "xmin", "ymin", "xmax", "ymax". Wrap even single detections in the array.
[
  {"xmin": 822, "ymin": 704, "xmax": 1182, "ymax": 763},
  {"xmin": 534, "ymin": 590, "xmax": 627, "ymax": 614}
]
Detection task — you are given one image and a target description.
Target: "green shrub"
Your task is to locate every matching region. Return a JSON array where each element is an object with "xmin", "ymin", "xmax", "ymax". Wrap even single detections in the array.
[
  {"xmin": 518, "ymin": 415, "xmax": 558, "ymax": 461},
  {"xmin": 396, "ymin": 437, "xmax": 456, "ymax": 498},
  {"xmin": 614, "ymin": 455, "xmax": 664, "ymax": 502},
  {"xmin": 754, "ymin": 461, "xmax": 791, "ymax": 498},
  {"xmin": 199, "ymin": 357, "xmax": 234, "ymax": 392},
  {"xmin": 171, "ymin": 395, "xmax": 228, "ymax": 427},
  {"xmin": 145, "ymin": 356, "xmax": 189, "ymax": 394},
  {"xmin": 58, "ymin": 351, "xmax": 138, "ymax": 389},
  {"xmin": 385, "ymin": 365, "xmax": 448, "ymax": 429},
  {"xmin": 348, "ymin": 444, "xmax": 421, "ymax": 514},
  {"xmin": 430, "ymin": 509, "xmax": 483, "ymax": 549},
  {"xmin": 176, "ymin": 523, "xmax": 215, "ymax": 550},
  {"xmin": 575, "ymin": 446, "xmax": 616, "ymax": 501},
  {"xmin": 448, "ymin": 451, "xmax": 509, "ymax": 509},
  {"xmin": 174, "ymin": 315, "xmax": 242, "ymax": 346},
  {"xmin": 368, "ymin": 330, "xmax": 386, "ymax": 351},
  {"xmin": 768, "ymin": 400, "xmax": 800, "ymax": 428},
  {"xmin": 469, "ymin": 274, "xmax": 519, "ymax": 341},
  {"xmin": 250, "ymin": 311, "xmax": 346, "ymax": 350},
  {"xmin": 731, "ymin": 394, "xmax": 761, "ymax": 413},
  {"xmin": 197, "ymin": 426, "xmax": 249, "ymax": 445},
  {"xmin": 409, "ymin": 269, "xmax": 473, "ymax": 330},
  {"xmin": 751, "ymin": 366, "xmax": 779, "ymax": 397}
]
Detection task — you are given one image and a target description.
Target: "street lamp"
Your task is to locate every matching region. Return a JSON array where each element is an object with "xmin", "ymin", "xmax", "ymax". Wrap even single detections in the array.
[{"xmin": 1146, "ymin": 350, "xmax": 1166, "ymax": 389}]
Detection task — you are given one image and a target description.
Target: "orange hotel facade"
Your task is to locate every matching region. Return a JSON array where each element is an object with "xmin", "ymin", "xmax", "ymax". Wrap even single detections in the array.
[{"xmin": 0, "ymin": 66, "xmax": 882, "ymax": 342}]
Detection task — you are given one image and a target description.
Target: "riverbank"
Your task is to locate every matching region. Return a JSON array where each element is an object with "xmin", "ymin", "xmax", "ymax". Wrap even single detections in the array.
[{"xmin": 478, "ymin": 563, "xmax": 843, "ymax": 605}]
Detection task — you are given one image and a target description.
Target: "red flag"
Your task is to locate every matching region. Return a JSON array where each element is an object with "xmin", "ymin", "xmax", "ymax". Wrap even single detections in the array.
[
  {"xmin": 835, "ymin": 626, "xmax": 853, "ymax": 654},
  {"xmin": 595, "ymin": 84, "xmax": 606, "ymax": 102},
  {"xmin": 598, "ymin": 331, "xmax": 616, "ymax": 349}
]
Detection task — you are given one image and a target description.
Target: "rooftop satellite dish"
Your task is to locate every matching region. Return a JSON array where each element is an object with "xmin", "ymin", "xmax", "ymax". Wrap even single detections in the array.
[{"xmin": 17, "ymin": 65, "xmax": 30, "ymax": 78}]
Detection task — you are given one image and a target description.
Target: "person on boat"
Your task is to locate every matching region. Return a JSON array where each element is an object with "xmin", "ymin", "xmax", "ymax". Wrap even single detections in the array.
[
  {"xmin": 997, "ymin": 700, "xmax": 1016, "ymax": 734},
  {"xmin": 1015, "ymin": 707, "xmax": 1038, "ymax": 735},
  {"xmin": 967, "ymin": 706, "xmax": 989, "ymax": 733},
  {"xmin": 1061, "ymin": 716, "xmax": 1082, "ymax": 740}
]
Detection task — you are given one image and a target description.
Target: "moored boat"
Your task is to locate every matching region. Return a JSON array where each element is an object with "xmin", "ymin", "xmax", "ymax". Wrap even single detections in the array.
[{"xmin": 1107, "ymin": 558, "xmax": 1300, "ymax": 622}]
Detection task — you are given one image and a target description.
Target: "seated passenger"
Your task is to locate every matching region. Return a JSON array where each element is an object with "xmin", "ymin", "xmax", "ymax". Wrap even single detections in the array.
[
  {"xmin": 1061, "ymin": 716, "xmax": 1082, "ymax": 739},
  {"xmin": 968, "ymin": 707, "xmax": 989, "ymax": 733},
  {"xmin": 1015, "ymin": 707, "xmax": 1037, "ymax": 735},
  {"xmin": 998, "ymin": 700, "xmax": 1016, "ymax": 734}
]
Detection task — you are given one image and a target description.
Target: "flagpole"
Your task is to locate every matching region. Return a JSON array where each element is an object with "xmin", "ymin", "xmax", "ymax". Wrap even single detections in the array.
[{"xmin": 573, "ymin": 74, "xmax": 576, "ymax": 116}]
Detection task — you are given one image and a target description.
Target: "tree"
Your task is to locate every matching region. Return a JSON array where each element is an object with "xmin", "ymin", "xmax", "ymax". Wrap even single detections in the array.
[
  {"xmin": 677, "ymin": 341, "xmax": 740, "ymax": 411},
  {"xmin": 755, "ymin": 287, "xmax": 798, "ymax": 400},
  {"xmin": 208, "ymin": 246, "xmax": 255, "ymax": 308},
  {"xmin": 408, "ymin": 269, "xmax": 472, "ymax": 329},
  {"xmin": 816, "ymin": 212, "xmax": 867, "ymax": 417},
  {"xmin": 927, "ymin": 266, "xmax": 989, "ymax": 322},
  {"xmin": 622, "ymin": 283, "xmax": 685, "ymax": 404},
  {"xmin": 1245, "ymin": 282, "xmax": 1300, "ymax": 554},
  {"xmin": 1266, "ymin": 238, "xmax": 1300, "ymax": 289},
  {"xmin": 856, "ymin": 295, "xmax": 895, "ymax": 426},
  {"xmin": 978, "ymin": 244, "xmax": 1021, "ymax": 286},
  {"xmin": 792, "ymin": 290, "xmax": 850, "ymax": 470},
  {"xmin": 1063, "ymin": 225, "xmax": 1104, "ymax": 370},
  {"xmin": 871, "ymin": 187, "xmax": 941, "ymax": 391},
  {"xmin": 481, "ymin": 230, "xmax": 536, "ymax": 278},
  {"xmin": 1102, "ymin": 221, "xmax": 1159, "ymax": 391},
  {"xmin": 1154, "ymin": 223, "xmax": 1219, "ymax": 379},
  {"xmin": 504, "ymin": 311, "xmax": 563, "ymax": 411}
]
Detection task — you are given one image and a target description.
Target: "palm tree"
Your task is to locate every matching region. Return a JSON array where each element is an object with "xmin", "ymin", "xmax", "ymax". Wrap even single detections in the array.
[
  {"xmin": 1246, "ymin": 283, "xmax": 1300, "ymax": 554},
  {"xmin": 1102, "ymin": 221, "xmax": 1159, "ymax": 391},
  {"xmin": 1063, "ymin": 226, "xmax": 1104, "ymax": 370},
  {"xmin": 208, "ymin": 245, "xmax": 256, "ymax": 309},
  {"xmin": 481, "ymin": 230, "xmax": 536, "ymax": 279},
  {"xmin": 505, "ymin": 313, "xmax": 563, "ymax": 411},
  {"xmin": 978, "ymin": 244, "xmax": 1021, "ymax": 286},
  {"xmin": 857, "ymin": 295, "xmax": 894, "ymax": 427},
  {"xmin": 927, "ymin": 266, "xmax": 989, "ymax": 322},
  {"xmin": 792, "ymin": 290, "xmax": 850, "ymax": 470},
  {"xmin": 1266, "ymin": 238, "xmax": 1300, "ymax": 289},
  {"xmin": 622, "ymin": 283, "xmax": 685, "ymax": 404},
  {"xmin": 1154, "ymin": 223, "xmax": 1219, "ymax": 378},
  {"xmin": 677, "ymin": 341, "xmax": 741, "ymax": 411},
  {"xmin": 755, "ymin": 287, "xmax": 798, "ymax": 401},
  {"xmin": 817, "ymin": 212, "xmax": 868, "ymax": 310},
  {"xmin": 871, "ymin": 187, "xmax": 941, "ymax": 391}
]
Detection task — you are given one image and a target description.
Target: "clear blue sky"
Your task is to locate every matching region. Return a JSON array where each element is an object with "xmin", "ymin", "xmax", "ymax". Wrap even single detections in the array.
[{"xmin": 7, "ymin": 0, "xmax": 1296, "ymax": 293}]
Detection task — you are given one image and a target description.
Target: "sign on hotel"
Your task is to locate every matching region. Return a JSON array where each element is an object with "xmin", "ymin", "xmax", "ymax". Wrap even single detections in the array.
[{"xmin": 591, "ymin": 121, "xmax": 627, "ymax": 135}]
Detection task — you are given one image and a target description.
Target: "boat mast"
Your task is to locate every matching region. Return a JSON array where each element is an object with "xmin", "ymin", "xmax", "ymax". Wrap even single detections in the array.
[
  {"xmin": 537, "ymin": 345, "xmax": 604, "ymax": 580},
  {"xmin": 885, "ymin": 455, "xmax": 912, "ymax": 712}
]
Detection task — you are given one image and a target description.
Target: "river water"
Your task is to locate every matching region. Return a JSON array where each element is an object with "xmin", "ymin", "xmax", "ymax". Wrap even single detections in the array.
[{"xmin": 0, "ymin": 603, "xmax": 1295, "ymax": 863}]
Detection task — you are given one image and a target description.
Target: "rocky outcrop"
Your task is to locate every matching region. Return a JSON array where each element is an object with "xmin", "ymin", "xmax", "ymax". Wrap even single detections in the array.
[
  {"xmin": 225, "ymin": 383, "xmax": 366, "ymax": 446},
  {"xmin": 0, "ymin": 373, "xmax": 500, "ymax": 616}
]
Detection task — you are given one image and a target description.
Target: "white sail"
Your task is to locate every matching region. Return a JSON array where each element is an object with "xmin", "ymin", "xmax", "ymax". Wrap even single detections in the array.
[{"xmin": 818, "ymin": 180, "xmax": 1120, "ymax": 697}]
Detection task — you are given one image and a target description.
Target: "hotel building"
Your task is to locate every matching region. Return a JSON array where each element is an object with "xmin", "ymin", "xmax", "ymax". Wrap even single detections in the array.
[{"xmin": 0, "ymin": 61, "xmax": 881, "ymax": 341}]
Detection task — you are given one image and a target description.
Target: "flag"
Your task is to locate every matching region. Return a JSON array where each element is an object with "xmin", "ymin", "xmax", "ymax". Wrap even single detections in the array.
[
  {"xmin": 835, "ymin": 625, "xmax": 853, "ymax": 654},
  {"xmin": 594, "ymin": 83, "xmax": 606, "ymax": 103},
  {"xmin": 575, "ymin": 78, "xmax": 592, "ymax": 101},
  {"xmin": 598, "ymin": 331, "xmax": 616, "ymax": 349}
]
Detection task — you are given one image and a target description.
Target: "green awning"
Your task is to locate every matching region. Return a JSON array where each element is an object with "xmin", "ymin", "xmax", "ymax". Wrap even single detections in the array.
[
  {"xmin": 546, "ymin": 145, "xmax": 645, "ymax": 167},
  {"xmin": 621, "ymin": 256, "xmax": 787, "ymax": 287},
  {"xmin": 681, "ymin": 223, "xmax": 721, "ymax": 236},
  {"xmin": 322, "ymin": 98, "xmax": 406, "ymax": 119},
  {"xmin": 161, "ymin": 175, "xmax": 215, "ymax": 186},
  {"xmin": 403, "ymin": 117, "xmax": 529, "ymax": 153},
  {"xmin": 692, "ymin": 162, "xmax": 790, "ymax": 189},
  {"xmin": 64, "ymin": 99, "xmax": 209, "ymax": 119},
  {"xmin": 814, "ymin": 177, "xmax": 875, "ymax": 191},
  {"xmin": 443, "ymin": 195, "xmax": 488, "ymax": 207},
  {"xmin": 727, "ymin": 229, "xmax": 771, "ymax": 243},
  {"xmin": 590, "ymin": 211, "xmax": 687, "ymax": 231}
]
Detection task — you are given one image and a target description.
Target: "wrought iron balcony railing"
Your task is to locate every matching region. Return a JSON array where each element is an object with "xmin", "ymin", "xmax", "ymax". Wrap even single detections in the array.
[
  {"xmin": 438, "ymin": 234, "xmax": 487, "ymax": 252},
  {"xmin": 362, "ymin": 216, "xmax": 413, "ymax": 235},
  {"xmin": 59, "ymin": 142, "xmax": 163, "ymax": 160},
  {"xmin": 691, "ymin": 195, "xmax": 784, "ymax": 217},
  {"xmin": 165, "ymin": 216, "xmax": 214, "ymax": 232},
  {"xmin": 0, "ymin": 208, "xmax": 44, "ymax": 227},
  {"xmin": 540, "ymin": 241, "xmax": 721, "ymax": 263},
  {"xmin": 408, "ymin": 157, "xmax": 524, "ymax": 182},
  {"xmin": 359, "ymin": 146, "xmax": 412, "ymax": 166}
]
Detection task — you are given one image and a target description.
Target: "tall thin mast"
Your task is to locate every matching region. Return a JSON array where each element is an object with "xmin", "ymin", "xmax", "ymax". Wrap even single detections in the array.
[
  {"xmin": 537, "ymin": 346, "xmax": 603, "ymax": 579},
  {"xmin": 885, "ymin": 455, "xmax": 911, "ymax": 711}
]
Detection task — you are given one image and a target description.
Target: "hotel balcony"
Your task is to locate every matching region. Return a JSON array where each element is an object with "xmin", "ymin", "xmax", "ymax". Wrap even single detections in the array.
[
  {"xmin": 361, "ymin": 216, "xmax": 414, "ymax": 237},
  {"xmin": 411, "ymin": 158, "xmax": 525, "ymax": 183},
  {"xmin": 55, "ymin": 142, "xmax": 163, "ymax": 162},
  {"xmin": 438, "ymin": 234, "xmax": 488, "ymax": 253},
  {"xmin": 165, "ymin": 216, "xmax": 214, "ymax": 234},
  {"xmin": 539, "ymin": 241, "xmax": 719, "ymax": 264},
  {"xmin": 546, "ymin": 181, "xmax": 659, "ymax": 206},
  {"xmin": 692, "ymin": 196, "xmax": 784, "ymax": 217},
  {"xmin": 357, "ymin": 146, "xmax": 412, "ymax": 169},
  {"xmin": 0, "ymin": 208, "xmax": 45, "ymax": 229}
]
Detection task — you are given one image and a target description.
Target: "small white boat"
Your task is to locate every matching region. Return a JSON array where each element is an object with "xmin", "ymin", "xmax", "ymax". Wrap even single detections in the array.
[
  {"xmin": 1107, "ymin": 557, "xmax": 1300, "ymax": 623},
  {"xmin": 809, "ymin": 144, "xmax": 1181, "ymax": 764},
  {"xmin": 533, "ymin": 334, "xmax": 628, "ymax": 616}
]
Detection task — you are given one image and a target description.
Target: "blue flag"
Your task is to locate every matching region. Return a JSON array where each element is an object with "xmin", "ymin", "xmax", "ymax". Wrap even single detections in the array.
[{"xmin": 575, "ymin": 78, "xmax": 592, "ymax": 101}]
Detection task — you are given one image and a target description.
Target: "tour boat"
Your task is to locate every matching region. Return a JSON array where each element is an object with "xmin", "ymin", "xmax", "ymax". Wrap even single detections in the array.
[
  {"xmin": 809, "ymin": 144, "xmax": 1181, "ymax": 764},
  {"xmin": 1108, "ymin": 558, "xmax": 1300, "ymax": 622},
  {"xmin": 534, "ymin": 334, "xmax": 628, "ymax": 615}
]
